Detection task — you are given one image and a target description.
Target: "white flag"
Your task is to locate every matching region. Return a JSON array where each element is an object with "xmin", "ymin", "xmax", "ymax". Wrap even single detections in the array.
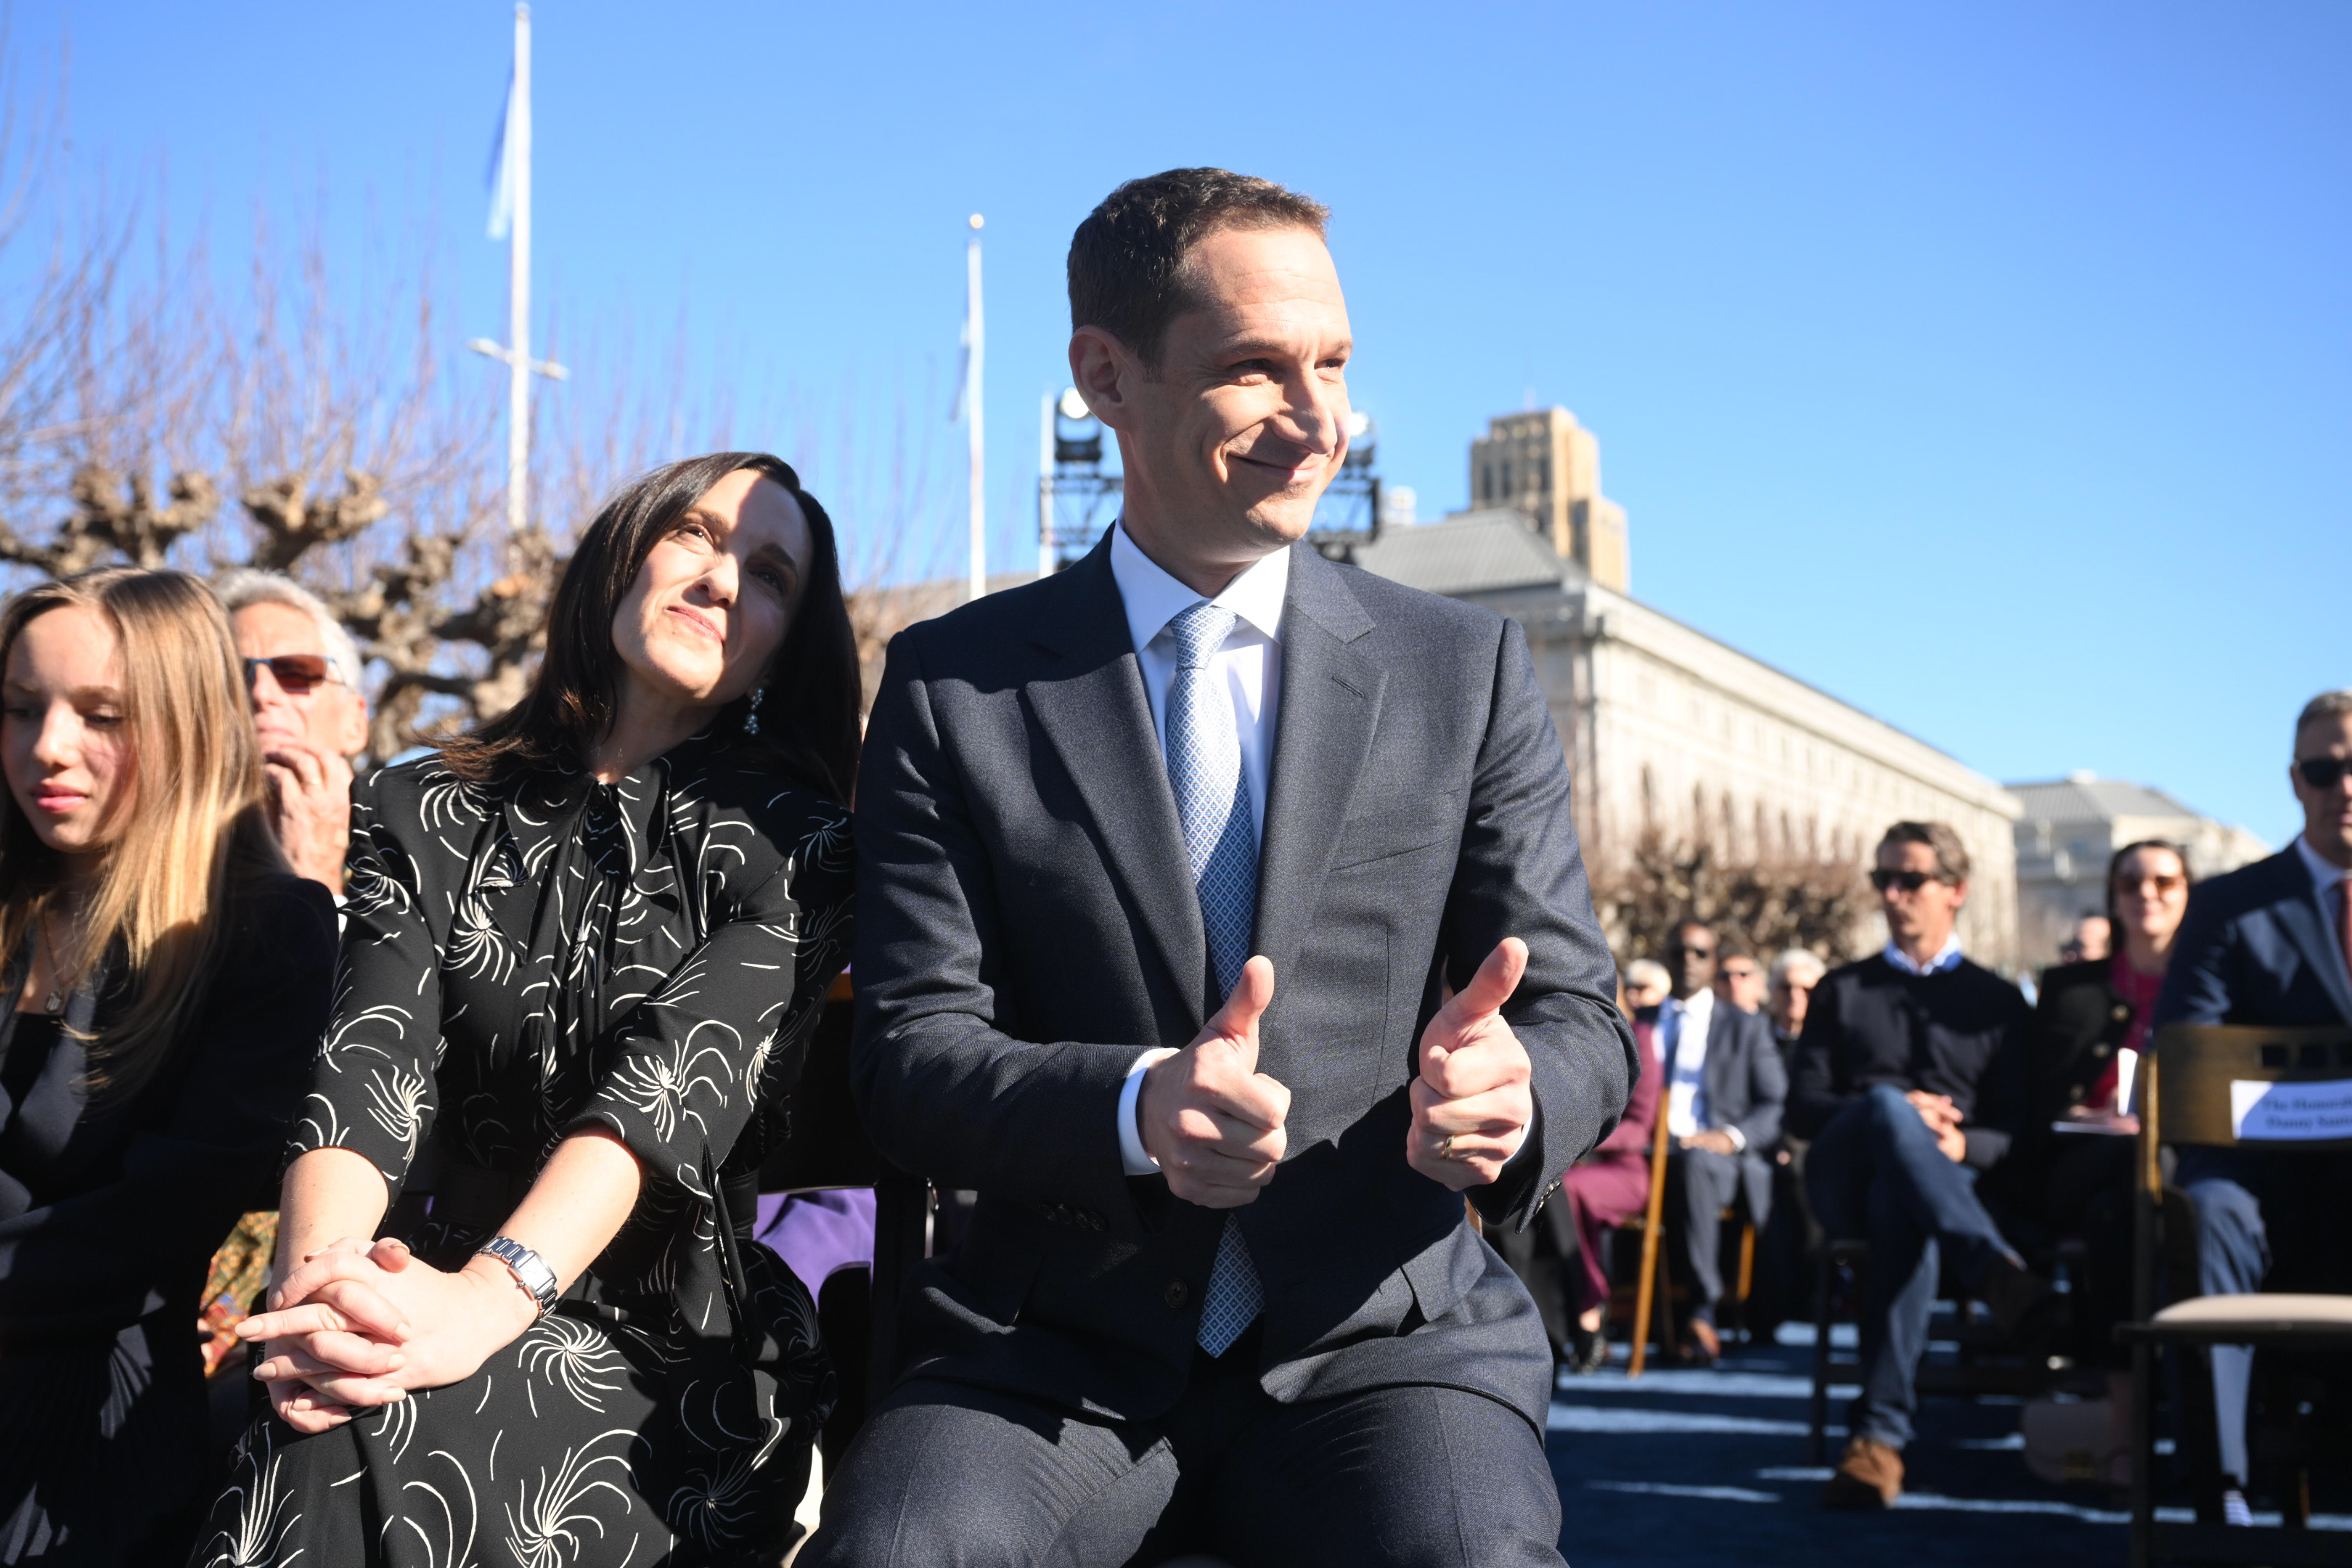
[{"xmin": 486, "ymin": 64, "xmax": 518, "ymax": 241}]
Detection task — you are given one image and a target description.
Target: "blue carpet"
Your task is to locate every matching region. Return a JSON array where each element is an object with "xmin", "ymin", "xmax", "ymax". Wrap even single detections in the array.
[{"xmin": 1545, "ymin": 1326, "xmax": 2348, "ymax": 1567}]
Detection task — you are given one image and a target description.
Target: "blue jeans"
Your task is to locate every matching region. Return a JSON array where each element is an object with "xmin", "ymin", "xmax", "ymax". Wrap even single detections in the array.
[
  {"xmin": 1805, "ymin": 1085, "xmax": 2021, "ymax": 1450},
  {"xmin": 2173, "ymin": 1146, "xmax": 2352, "ymax": 1487}
]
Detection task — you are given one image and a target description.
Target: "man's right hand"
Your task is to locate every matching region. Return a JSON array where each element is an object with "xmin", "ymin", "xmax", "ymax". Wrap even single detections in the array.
[
  {"xmin": 262, "ymin": 737, "xmax": 354, "ymax": 892},
  {"xmin": 1138, "ymin": 956, "xmax": 1289, "ymax": 1208}
]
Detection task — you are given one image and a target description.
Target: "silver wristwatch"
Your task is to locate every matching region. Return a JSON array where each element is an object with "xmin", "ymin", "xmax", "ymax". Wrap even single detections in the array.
[{"xmin": 476, "ymin": 1236, "xmax": 560, "ymax": 1318}]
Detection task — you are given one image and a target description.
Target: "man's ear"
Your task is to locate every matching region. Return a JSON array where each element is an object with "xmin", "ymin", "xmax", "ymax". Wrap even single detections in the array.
[
  {"xmin": 1951, "ymin": 878, "xmax": 1970, "ymax": 910},
  {"xmin": 339, "ymin": 693, "xmax": 370, "ymax": 759},
  {"xmin": 1069, "ymin": 327, "xmax": 1138, "ymax": 431}
]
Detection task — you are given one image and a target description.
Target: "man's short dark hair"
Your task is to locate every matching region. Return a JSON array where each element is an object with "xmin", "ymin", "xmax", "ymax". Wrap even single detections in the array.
[
  {"xmin": 1878, "ymin": 820, "xmax": 1971, "ymax": 884},
  {"xmin": 2295, "ymin": 688, "xmax": 2352, "ymax": 749},
  {"xmin": 1068, "ymin": 168, "xmax": 1330, "ymax": 367}
]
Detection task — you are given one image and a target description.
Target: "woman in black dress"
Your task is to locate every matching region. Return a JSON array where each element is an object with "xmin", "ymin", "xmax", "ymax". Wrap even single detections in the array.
[
  {"xmin": 0, "ymin": 568, "xmax": 337, "ymax": 1566},
  {"xmin": 202, "ymin": 454, "xmax": 861, "ymax": 1567}
]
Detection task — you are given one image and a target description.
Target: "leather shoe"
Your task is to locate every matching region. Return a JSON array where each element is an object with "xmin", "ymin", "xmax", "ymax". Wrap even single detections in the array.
[
  {"xmin": 1674, "ymin": 1316, "xmax": 1721, "ymax": 1366},
  {"xmin": 1564, "ymin": 1323, "xmax": 1611, "ymax": 1376},
  {"xmin": 1821, "ymin": 1437, "xmax": 1903, "ymax": 1509},
  {"xmin": 1979, "ymin": 1254, "xmax": 2059, "ymax": 1347}
]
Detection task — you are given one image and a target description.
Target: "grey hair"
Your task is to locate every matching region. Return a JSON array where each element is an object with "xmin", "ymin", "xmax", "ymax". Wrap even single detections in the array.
[
  {"xmin": 2295, "ymin": 689, "xmax": 2352, "ymax": 748},
  {"xmin": 211, "ymin": 569, "xmax": 367, "ymax": 698},
  {"xmin": 1769, "ymin": 948, "xmax": 1826, "ymax": 989},
  {"xmin": 1623, "ymin": 957, "xmax": 1670, "ymax": 992}
]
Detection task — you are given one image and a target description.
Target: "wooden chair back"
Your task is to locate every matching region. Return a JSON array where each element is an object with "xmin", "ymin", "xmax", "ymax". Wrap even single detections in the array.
[{"xmin": 2141, "ymin": 1023, "xmax": 2352, "ymax": 1153}]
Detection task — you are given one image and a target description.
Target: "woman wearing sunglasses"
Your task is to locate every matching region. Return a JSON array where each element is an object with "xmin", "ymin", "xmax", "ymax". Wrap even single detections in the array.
[
  {"xmin": 2002, "ymin": 838, "xmax": 2194, "ymax": 1484},
  {"xmin": 199, "ymin": 454, "xmax": 860, "ymax": 1568},
  {"xmin": 0, "ymin": 569, "xmax": 337, "ymax": 1566}
]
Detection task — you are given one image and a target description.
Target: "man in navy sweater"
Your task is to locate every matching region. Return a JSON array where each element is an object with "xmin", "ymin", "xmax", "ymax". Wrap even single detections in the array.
[{"xmin": 1788, "ymin": 821, "xmax": 2046, "ymax": 1509}]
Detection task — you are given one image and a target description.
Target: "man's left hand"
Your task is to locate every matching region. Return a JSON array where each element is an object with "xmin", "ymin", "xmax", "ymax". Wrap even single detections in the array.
[
  {"xmin": 1678, "ymin": 1130, "xmax": 1738, "ymax": 1156},
  {"xmin": 1408, "ymin": 938, "xmax": 1534, "ymax": 1191}
]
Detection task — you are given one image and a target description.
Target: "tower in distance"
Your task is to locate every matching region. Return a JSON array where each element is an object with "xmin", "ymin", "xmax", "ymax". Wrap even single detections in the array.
[{"xmin": 1467, "ymin": 407, "xmax": 1630, "ymax": 592}]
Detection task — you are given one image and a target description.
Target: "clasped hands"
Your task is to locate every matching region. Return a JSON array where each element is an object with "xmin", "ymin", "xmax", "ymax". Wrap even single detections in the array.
[
  {"xmin": 1906, "ymin": 1089, "xmax": 1970, "ymax": 1163},
  {"xmin": 234, "ymin": 1236, "xmax": 543, "ymax": 1434},
  {"xmin": 1138, "ymin": 938, "xmax": 1534, "ymax": 1206}
]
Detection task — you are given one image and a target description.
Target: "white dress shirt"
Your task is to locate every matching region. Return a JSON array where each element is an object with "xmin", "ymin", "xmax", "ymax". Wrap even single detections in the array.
[
  {"xmin": 1108, "ymin": 523, "xmax": 1292, "ymax": 1175},
  {"xmin": 1882, "ymin": 931, "xmax": 1964, "ymax": 977},
  {"xmin": 2298, "ymin": 833, "xmax": 2351, "ymax": 981},
  {"xmin": 1662, "ymin": 986, "xmax": 1724, "ymax": 1144}
]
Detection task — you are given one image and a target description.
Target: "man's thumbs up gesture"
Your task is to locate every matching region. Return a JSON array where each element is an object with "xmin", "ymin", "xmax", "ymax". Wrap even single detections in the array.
[
  {"xmin": 1140, "ymin": 957, "xmax": 1291, "ymax": 1208},
  {"xmin": 1409, "ymin": 938, "xmax": 1535, "ymax": 1191}
]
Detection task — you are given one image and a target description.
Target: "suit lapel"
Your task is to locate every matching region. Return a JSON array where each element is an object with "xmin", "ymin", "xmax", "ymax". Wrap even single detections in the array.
[
  {"xmin": 1251, "ymin": 550, "xmax": 1384, "ymax": 1021},
  {"xmin": 2271, "ymin": 854, "xmax": 2352, "ymax": 1023},
  {"xmin": 1023, "ymin": 541, "xmax": 1209, "ymax": 1030}
]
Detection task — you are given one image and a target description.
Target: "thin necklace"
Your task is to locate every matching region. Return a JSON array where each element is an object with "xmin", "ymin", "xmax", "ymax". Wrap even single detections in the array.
[{"xmin": 33, "ymin": 913, "xmax": 62, "ymax": 1014}]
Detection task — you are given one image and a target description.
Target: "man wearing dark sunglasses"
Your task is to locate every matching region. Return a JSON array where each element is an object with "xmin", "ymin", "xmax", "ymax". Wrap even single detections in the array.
[
  {"xmin": 1787, "ymin": 820, "xmax": 2043, "ymax": 1509},
  {"xmin": 2155, "ymin": 689, "xmax": 2352, "ymax": 1524},
  {"xmin": 217, "ymin": 570, "xmax": 369, "ymax": 894}
]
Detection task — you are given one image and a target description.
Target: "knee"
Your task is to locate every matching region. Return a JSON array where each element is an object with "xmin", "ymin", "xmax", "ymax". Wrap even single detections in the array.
[{"xmin": 1861, "ymin": 1082, "xmax": 1914, "ymax": 1129}]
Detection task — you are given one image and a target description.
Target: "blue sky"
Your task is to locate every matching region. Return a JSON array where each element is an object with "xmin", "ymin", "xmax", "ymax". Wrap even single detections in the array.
[{"xmin": 21, "ymin": 0, "xmax": 2349, "ymax": 844}]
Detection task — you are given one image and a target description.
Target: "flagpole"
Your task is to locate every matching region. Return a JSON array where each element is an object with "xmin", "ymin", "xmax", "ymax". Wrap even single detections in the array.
[
  {"xmin": 1037, "ymin": 389, "xmax": 1054, "ymax": 578},
  {"xmin": 507, "ymin": 4, "xmax": 532, "ymax": 534},
  {"xmin": 965, "ymin": 214, "xmax": 985, "ymax": 603}
]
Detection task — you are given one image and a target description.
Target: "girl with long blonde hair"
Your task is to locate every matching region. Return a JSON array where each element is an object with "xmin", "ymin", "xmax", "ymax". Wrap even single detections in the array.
[{"xmin": 0, "ymin": 568, "xmax": 336, "ymax": 1567}]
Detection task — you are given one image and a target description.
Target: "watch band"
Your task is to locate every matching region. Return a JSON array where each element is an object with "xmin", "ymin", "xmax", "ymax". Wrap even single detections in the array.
[{"xmin": 476, "ymin": 1235, "xmax": 560, "ymax": 1318}]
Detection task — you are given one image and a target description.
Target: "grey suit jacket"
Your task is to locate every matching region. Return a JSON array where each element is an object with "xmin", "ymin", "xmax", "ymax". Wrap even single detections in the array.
[
  {"xmin": 1669, "ymin": 1001, "xmax": 1786, "ymax": 1220},
  {"xmin": 850, "ymin": 536, "xmax": 1636, "ymax": 1432}
]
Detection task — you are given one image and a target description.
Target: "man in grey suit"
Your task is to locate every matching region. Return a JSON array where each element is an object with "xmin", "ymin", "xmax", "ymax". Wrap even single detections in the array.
[
  {"xmin": 808, "ymin": 168, "xmax": 1636, "ymax": 1566},
  {"xmin": 1656, "ymin": 921, "xmax": 1786, "ymax": 1364}
]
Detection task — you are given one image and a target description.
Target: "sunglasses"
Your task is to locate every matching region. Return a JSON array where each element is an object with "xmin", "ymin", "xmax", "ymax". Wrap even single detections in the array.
[
  {"xmin": 242, "ymin": 653, "xmax": 342, "ymax": 695},
  {"xmin": 2116, "ymin": 874, "xmax": 2186, "ymax": 897},
  {"xmin": 1870, "ymin": 868, "xmax": 1951, "ymax": 893},
  {"xmin": 1720, "ymin": 965, "xmax": 1759, "ymax": 980},
  {"xmin": 2295, "ymin": 756, "xmax": 2352, "ymax": 791}
]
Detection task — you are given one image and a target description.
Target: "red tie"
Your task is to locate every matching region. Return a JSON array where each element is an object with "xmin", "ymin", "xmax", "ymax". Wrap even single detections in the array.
[{"xmin": 2337, "ymin": 880, "xmax": 2352, "ymax": 993}]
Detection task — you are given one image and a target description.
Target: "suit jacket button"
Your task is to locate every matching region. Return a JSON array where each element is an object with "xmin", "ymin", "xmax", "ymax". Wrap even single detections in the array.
[
  {"xmin": 1164, "ymin": 1280, "xmax": 1189, "ymax": 1310},
  {"xmin": 2111, "ymin": 1004, "xmax": 2132, "ymax": 1021},
  {"xmin": 2092, "ymin": 1043, "xmax": 2111, "ymax": 1058},
  {"xmin": 2070, "ymin": 1085, "xmax": 2086, "ymax": 1100},
  {"xmin": 1084, "ymin": 1211, "xmax": 1106, "ymax": 1230}
]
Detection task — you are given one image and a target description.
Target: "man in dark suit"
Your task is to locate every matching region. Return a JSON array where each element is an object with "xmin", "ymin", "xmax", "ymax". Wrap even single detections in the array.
[
  {"xmin": 810, "ymin": 169, "xmax": 1636, "ymax": 1567},
  {"xmin": 1657, "ymin": 922, "xmax": 1786, "ymax": 1364},
  {"xmin": 1787, "ymin": 821, "xmax": 2047, "ymax": 1509},
  {"xmin": 2152, "ymin": 688, "xmax": 2352, "ymax": 1522}
]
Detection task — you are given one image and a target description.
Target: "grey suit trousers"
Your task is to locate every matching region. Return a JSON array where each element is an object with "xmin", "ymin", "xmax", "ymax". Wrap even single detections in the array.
[{"xmin": 803, "ymin": 1348, "xmax": 1566, "ymax": 1568}]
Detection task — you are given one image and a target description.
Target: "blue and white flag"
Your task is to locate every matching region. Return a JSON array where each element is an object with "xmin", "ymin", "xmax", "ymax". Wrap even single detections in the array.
[{"xmin": 486, "ymin": 64, "xmax": 519, "ymax": 240}]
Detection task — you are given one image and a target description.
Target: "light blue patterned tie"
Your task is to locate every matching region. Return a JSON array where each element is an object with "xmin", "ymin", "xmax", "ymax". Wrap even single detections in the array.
[{"xmin": 1163, "ymin": 601, "xmax": 1264, "ymax": 1356}]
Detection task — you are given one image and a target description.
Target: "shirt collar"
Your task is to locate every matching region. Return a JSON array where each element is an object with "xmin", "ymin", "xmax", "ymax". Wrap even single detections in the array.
[
  {"xmin": 1882, "ymin": 931, "xmax": 1964, "ymax": 976},
  {"xmin": 2296, "ymin": 833, "xmax": 2349, "ymax": 893},
  {"xmin": 1670, "ymin": 985, "xmax": 1715, "ymax": 1025},
  {"xmin": 1110, "ymin": 520, "xmax": 1290, "ymax": 656}
]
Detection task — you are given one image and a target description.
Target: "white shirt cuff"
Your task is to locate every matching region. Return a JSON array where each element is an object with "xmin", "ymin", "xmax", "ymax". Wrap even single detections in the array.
[
  {"xmin": 1117, "ymin": 1048, "xmax": 1180, "ymax": 1175},
  {"xmin": 1726, "ymin": 1125, "xmax": 1747, "ymax": 1153}
]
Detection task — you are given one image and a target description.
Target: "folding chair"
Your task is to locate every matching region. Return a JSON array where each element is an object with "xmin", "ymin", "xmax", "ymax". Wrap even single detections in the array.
[
  {"xmin": 2115, "ymin": 1023, "xmax": 2352, "ymax": 1568},
  {"xmin": 1619, "ymin": 1118, "xmax": 1760, "ymax": 1377}
]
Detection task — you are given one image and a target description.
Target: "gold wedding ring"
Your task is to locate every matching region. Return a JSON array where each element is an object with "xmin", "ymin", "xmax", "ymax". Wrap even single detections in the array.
[{"xmin": 1441, "ymin": 1132, "xmax": 1458, "ymax": 1160}]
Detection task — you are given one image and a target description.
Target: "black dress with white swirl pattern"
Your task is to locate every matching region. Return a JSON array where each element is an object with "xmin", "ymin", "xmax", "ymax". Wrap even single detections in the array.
[{"xmin": 196, "ymin": 732, "xmax": 851, "ymax": 1568}]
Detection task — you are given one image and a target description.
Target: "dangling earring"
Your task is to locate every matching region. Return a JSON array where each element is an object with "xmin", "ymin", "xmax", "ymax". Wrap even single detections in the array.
[{"xmin": 743, "ymin": 687, "xmax": 765, "ymax": 736}]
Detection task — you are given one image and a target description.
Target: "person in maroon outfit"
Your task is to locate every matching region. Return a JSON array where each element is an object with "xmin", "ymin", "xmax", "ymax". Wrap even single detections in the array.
[{"xmin": 1496, "ymin": 1000, "xmax": 1662, "ymax": 1371}]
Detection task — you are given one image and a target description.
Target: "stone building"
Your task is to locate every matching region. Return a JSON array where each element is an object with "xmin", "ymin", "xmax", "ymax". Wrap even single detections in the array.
[
  {"xmin": 1468, "ymin": 408, "xmax": 1631, "ymax": 593},
  {"xmin": 1355, "ymin": 425, "xmax": 2023, "ymax": 969},
  {"xmin": 2005, "ymin": 773, "xmax": 2270, "ymax": 966}
]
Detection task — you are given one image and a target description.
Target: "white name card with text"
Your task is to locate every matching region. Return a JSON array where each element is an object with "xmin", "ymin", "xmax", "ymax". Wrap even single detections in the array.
[{"xmin": 2229, "ymin": 1078, "xmax": 2352, "ymax": 1141}]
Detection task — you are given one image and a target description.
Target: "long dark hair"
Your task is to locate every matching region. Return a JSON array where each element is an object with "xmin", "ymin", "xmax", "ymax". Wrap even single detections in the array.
[
  {"xmin": 2104, "ymin": 838, "xmax": 2194, "ymax": 927},
  {"xmin": 441, "ymin": 453, "xmax": 860, "ymax": 804}
]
